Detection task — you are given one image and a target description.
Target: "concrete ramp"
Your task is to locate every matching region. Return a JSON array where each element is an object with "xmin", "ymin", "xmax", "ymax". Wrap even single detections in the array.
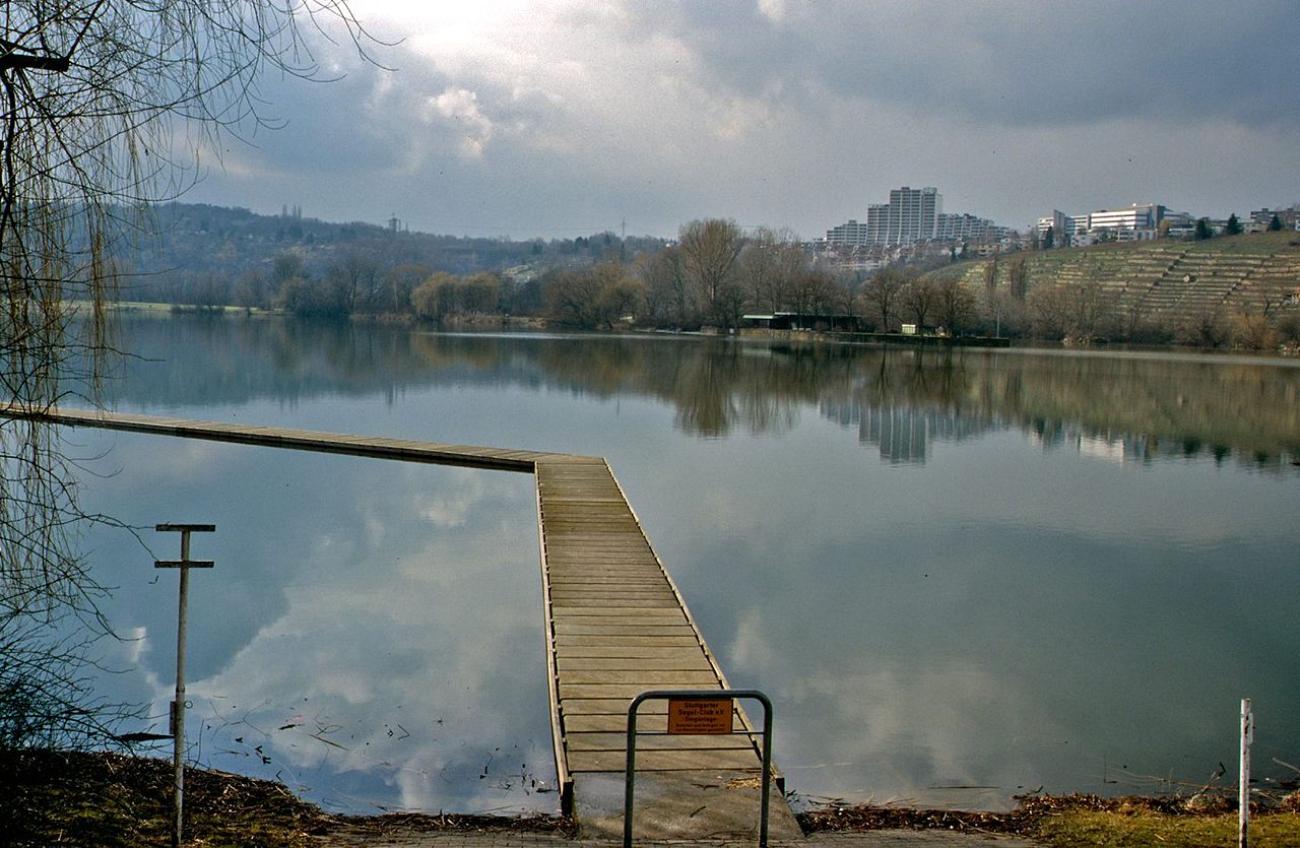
[{"xmin": 573, "ymin": 771, "xmax": 802, "ymax": 841}]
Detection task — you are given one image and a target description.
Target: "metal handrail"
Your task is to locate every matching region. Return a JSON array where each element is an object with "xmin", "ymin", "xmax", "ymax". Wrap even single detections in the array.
[{"xmin": 624, "ymin": 689, "xmax": 773, "ymax": 848}]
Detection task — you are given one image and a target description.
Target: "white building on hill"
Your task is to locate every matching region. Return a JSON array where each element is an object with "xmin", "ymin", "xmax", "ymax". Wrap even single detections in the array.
[{"xmin": 1038, "ymin": 203, "xmax": 1169, "ymax": 245}]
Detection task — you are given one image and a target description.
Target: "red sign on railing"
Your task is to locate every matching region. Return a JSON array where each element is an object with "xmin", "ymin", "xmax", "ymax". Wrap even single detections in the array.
[{"xmin": 667, "ymin": 698, "xmax": 733, "ymax": 734}]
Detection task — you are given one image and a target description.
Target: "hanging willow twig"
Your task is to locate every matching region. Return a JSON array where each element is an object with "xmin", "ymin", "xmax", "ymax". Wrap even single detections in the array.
[{"xmin": 0, "ymin": 0, "xmax": 384, "ymax": 749}]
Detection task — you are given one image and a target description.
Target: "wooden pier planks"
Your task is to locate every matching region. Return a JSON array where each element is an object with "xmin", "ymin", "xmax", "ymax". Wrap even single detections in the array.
[
  {"xmin": 0, "ymin": 405, "xmax": 554, "ymax": 472},
  {"xmin": 4, "ymin": 406, "xmax": 775, "ymax": 820},
  {"xmin": 535, "ymin": 459, "xmax": 767, "ymax": 811}
]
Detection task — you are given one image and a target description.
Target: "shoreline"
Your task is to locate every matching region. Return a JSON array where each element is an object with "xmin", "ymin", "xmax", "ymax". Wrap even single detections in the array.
[
  {"xmin": 7, "ymin": 749, "xmax": 1300, "ymax": 847},
  {"xmin": 93, "ymin": 300, "xmax": 1300, "ymax": 361}
]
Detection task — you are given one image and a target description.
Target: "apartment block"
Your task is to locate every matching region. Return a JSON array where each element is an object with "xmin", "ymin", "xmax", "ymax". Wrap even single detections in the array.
[
  {"xmin": 824, "ymin": 185, "xmax": 1001, "ymax": 250},
  {"xmin": 936, "ymin": 212, "xmax": 998, "ymax": 242},
  {"xmin": 866, "ymin": 204, "xmax": 890, "ymax": 244},
  {"xmin": 885, "ymin": 186, "xmax": 941, "ymax": 244},
  {"xmin": 825, "ymin": 219, "xmax": 870, "ymax": 246}
]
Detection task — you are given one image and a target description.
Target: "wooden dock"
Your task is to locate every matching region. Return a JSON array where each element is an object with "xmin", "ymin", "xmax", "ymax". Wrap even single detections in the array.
[
  {"xmin": 3, "ymin": 406, "xmax": 793, "ymax": 836},
  {"xmin": 535, "ymin": 458, "xmax": 774, "ymax": 814}
]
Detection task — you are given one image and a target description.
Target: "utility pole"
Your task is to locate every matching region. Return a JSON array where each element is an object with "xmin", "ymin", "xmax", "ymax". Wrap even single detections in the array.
[{"xmin": 155, "ymin": 523, "xmax": 216, "ymax": 848}]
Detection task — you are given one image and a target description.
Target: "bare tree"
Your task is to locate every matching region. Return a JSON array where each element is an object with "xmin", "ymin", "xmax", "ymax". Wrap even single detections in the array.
[
  {"xmin": 903, "ymin": 277, "xmax": 938, "ymax": 328},
  {"xmin": 1, "ymin": 0, "xmax": 376, "ymax": 746},
  {"xmin": 636, "ymin": 245, "xmax": 690, "ymax": 326},
  {"xmin": 543, "ymin": 263, "xmax": 641, "ymax": 329},
  {"xmin": 383, "ymin": 262, "xmax": 431, "ymax": 314},
  {"xmin": 739, "ymin": 228, "xmax": 781, "ymax": 313},
  {"xmin": 934, "ymin": 277, "xmax": 976, "ymax": 334},
  {"xmin": 411, "ymin": 271, "xmax": 459, "ymax": 321},
  {"xmin": 543, "ymin": 269, "xmax": 603, "ymax": 328},
  {"xmin": 679, "ymin": 218, "xmax": 743, "ymax": 330},
  {"xmin": 863, "ymin": 267, "xmax": 909, "ymax": 332},
  {"xmin": 825, "ymin": 268, "xmax": 860, "ymax": 319},
  {"xmin": 1026, "ymin": 283, "xmax": 1070, "ymax": 339},
  {"xmin": 331, "ymin": 251, "xmax": 381, "ymax": 315},
  {"xmin": 1027, "ymin": 282, "xmax": 1111, "ymax": 341},
  {"xmin": 790, "ymin": 267, "xmax": 836, "ymax": 315},
  {"xmin": 739, "ymin": 226, "xmax": 805, "ymax": 313}
]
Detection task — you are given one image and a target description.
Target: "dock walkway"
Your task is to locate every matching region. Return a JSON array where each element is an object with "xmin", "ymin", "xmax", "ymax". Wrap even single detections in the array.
[{"xmin": 3, "ymin": 406, "xmax": 796, "ymax": 839}]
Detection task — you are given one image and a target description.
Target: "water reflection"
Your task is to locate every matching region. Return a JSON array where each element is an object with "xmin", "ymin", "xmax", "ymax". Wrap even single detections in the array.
[
  {"xmin": 76, "ymin": 434, "xmax": 553, "ymax": 814},
  {"xmin": 79, "ymin": 317, "xmax": 1300, "ymax": 812},
  {"xmin": 109, "ymin": 318, "xmax": 1300, "ymax": 468},
  {"xmin": 664, "ymin": 457, "xmax": 1300, "ymax": 806}
]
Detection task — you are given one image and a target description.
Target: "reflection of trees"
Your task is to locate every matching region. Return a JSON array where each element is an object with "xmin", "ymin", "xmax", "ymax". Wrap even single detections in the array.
[
  {"xmin": 107, "ymin": 318, "xmax": 1300, "ymax": 467},
  {"xmin": 820, "ymin": 349, "xmax": 997, "ymax": 464},
  {"xmin": 673, "ymin": 346, "xmax": 740, "ymax": 438},
  {"xmin": 830, "ymin": 349, "xmax": 1300, "ymax": 469}
]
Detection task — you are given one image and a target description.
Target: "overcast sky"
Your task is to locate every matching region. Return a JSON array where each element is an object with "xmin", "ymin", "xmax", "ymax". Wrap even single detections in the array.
[{"xmin": 187, "ymin": 0, "xmax": 1300, "ymax": 239}]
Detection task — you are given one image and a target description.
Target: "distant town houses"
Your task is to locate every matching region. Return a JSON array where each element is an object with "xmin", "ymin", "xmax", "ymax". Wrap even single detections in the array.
[
  {"xmin": 1248, "ymin": 206, "xmax": 1300, "ymax": 233},
  {"xmin": 818, "ymin": 186, "xmax": 1299, "ymax": 274},
  {"xmin": 818, "ymin": 185, "xmax": 1015, "ymax": 272},
  {"xmin": 1035, "ymin": 202, "xmax": 1300, "ymax": 247}
]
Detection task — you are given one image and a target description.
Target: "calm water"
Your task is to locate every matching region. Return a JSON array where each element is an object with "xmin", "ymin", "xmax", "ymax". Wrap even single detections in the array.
[{"xmin": 73, "ymin": 317, "xmax": 1300, "ymax": 813}]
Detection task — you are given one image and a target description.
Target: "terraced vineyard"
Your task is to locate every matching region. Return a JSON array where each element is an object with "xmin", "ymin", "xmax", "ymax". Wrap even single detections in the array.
[{"xmin": 936, "ymin": 232, "xmax": 1300, "ymax": 332}]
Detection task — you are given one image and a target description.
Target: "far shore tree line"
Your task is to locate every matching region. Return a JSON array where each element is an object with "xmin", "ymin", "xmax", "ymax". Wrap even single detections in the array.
[
  {"xmin": 138, "ymin": 217, "xmax": 1298, "ymax": 351},
  {"xmin": 143, "ymin": 219, "xmax": 861, "ymax": 329}
]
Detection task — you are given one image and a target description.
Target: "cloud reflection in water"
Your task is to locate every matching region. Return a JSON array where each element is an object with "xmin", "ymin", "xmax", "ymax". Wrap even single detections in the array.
[
  {"xmin": 74, "ymin": 320, "xmax": 1300, "ymax": 812},
  {"xmin": 77, "ymin": 432, "xmax": 555, "ymax": 815}
]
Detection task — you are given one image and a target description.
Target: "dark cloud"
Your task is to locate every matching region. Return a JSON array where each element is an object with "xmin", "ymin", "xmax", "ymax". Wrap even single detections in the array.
[
  {"xmin": 184, "ymin": 1, "xmax": 1300, "ymax": 237},
  {"xmin": 214, "ymin": 47, "xmax": 454, "ymax": 178},
  {"xmin": 625, "ymin": 0, "xmax": 1300, "ymax": 129}
]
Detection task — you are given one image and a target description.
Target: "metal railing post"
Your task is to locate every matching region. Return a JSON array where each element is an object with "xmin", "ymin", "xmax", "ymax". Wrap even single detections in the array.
[{"xmin": 624, "ymin": 689, "xmax": 773, "ymax": 848}]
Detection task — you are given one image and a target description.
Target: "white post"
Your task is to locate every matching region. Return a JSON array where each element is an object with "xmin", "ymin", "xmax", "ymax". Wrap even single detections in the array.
[
  {"xmin": 1239, "ymin": 698, "xmax": 1252, "ymax": 848},
  {"xmin": 172, "ymin": 531, "xmax": 190, "ymax": 848},
  {"xmin": 156, "ymin": 523, "xmax": 215, "ymax": 848}
]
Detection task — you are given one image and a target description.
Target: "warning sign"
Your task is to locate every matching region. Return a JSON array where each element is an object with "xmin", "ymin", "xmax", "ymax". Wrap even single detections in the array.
[{"xmin": 667, "ymin": 698, "xmax": 733, "ymax": 735}]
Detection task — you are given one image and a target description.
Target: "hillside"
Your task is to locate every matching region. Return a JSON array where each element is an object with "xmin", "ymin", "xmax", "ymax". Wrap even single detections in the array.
[
  {"xmin": 115, "ymin": 202, "xmax": 665, "ymax": 303},
  {"xmin": 929, "ymin": 232, "xmax": 1300, "ymax": 340}
]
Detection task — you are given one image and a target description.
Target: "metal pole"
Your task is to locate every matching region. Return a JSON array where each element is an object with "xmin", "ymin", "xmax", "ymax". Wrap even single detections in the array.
[
  {"xmin": 172, "ymin": 529, "xmax": 189, "ymax": 848},
  {"xmin": 155, "ymin": 523, "xmax": 215, "ymax": 848},
  {"xmin": 759, "ymin": 696, "xmax": 772, "ymax": 848},
  {"xmin": 1240, "ymin": 698, "xmax": 1252, "ymax": 848},
  {"xmin": 623, "ymin": 697, "xmax": 640, "ymax": 848},
  {"xmin": 624, "ymin": 690, "xmax": 772, "ymax": 848}
]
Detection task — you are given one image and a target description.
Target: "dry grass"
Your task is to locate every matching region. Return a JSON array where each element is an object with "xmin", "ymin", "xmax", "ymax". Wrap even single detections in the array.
[
  {"xmin": 800, "ymin": 794, "xmax": 1300, "ymax": 848},
  {"xmin": 11, "ymin": 750, "xmax": 1300, "ymax": 847},
  {"xmin": 1, "ymin": 749, "xmax": 571, "ymax": 848},
  {"xmin": 1039, "ymin": 808, "xmax": 1300, "ymax": 847}
]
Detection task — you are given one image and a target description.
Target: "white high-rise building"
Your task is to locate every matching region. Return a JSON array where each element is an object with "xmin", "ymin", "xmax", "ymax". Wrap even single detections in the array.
[
  {"xmin": 826, "ymin": 186, "xmax": 996, "ymax": 249},
  {"xmin": 866, "ymin": 203, "xmax": 890, "ymax": 244},
  {"xmin": 886, "ymin": 186, "xmax": 941, "ymax": 245}
]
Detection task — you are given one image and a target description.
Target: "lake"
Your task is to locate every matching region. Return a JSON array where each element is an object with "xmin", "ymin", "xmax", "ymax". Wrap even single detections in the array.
[{"xmin": 70, "ymin": 316, "xmax": 1300, "ymax": 814}]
